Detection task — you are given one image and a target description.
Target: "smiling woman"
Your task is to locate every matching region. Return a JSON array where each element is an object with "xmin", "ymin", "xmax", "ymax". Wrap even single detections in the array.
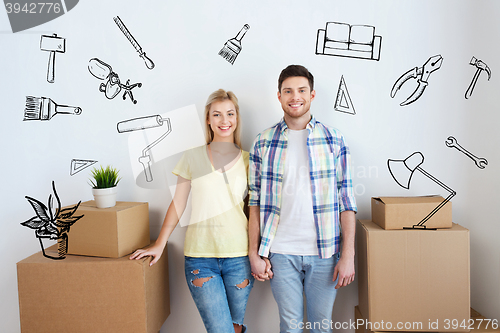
[{"xmin": 130, "ymin": 89, "xmax": 254, "ymax": 333}]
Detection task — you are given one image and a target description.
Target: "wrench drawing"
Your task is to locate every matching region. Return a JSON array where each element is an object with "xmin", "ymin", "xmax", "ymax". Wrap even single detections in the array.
[{"xmin": 445, "ymin": 136, "xmax": 488, "ymax": 169}]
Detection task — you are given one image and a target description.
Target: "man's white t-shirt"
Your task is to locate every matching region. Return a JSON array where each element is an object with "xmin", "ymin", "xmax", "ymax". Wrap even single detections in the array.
[{"xmin": 270, "ymin": 129, "xmax": 318, "ymax": 255}]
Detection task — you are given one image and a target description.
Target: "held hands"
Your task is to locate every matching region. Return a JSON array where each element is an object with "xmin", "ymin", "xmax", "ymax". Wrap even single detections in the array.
[
  {"xmin": 250, "ymin": 255, "xmax": 273, "ymax": 281},
  {"xmin": 332, "ymin": 255, "xmax": 355, "ymax": 289},
  {"xmin": 129, "ymin": 242, "xmax": 165, "ymax": 266}
]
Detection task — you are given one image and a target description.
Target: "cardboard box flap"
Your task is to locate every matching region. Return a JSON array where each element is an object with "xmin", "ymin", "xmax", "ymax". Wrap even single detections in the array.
[{"xmin": 374, "ymin": 195, "xmax": 444, "ymax": 205}]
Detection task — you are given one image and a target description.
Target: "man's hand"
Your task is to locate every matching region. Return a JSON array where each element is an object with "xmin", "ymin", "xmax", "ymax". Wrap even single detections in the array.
[
  {"xmin": 250, "ymin": 255, "xmax": 273, "ymax": 281},
  {"xmin": 332, "ymin": 254, "xmax": 355, "ymax": 289}
]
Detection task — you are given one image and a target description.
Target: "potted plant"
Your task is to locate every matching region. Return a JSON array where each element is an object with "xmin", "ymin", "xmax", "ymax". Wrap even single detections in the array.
[
  {"xmin": 89, "ymin": 165, "xmax": 121, "ymax": 208},
  {"xmin": 21, "ymin": 181, "xmax": 83, "ymax": 260}
]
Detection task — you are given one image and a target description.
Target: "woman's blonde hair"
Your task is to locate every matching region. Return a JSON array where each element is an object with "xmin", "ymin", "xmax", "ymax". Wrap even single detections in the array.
[{"xmin": 204, "ymin": 89, "xmax": 242, "ymax": 148}]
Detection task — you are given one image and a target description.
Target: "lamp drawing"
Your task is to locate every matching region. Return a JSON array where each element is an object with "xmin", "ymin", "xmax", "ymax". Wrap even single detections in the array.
[
  {"xmin": 387, "ymin": 152, "xmax": 456, "ymax": 229},
  {"xmin": 117, "ymin": 115, "xmax": 172, "ymax": 182}
]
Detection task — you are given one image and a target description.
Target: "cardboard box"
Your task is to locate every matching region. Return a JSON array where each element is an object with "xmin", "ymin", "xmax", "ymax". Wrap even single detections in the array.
[
  {"xmin": 355, "ymin": 306, "xmax": 499, "ymax": 333},
  {"xmin": 357, "ymin": 219, "xmax": 470, "ymax": 331},
  {"xmin": 66, "ymin": 201, "xmax": 150, "ymax": 258},
  {"xmin": 371, "ymin": 196, "xmax": 452, "ymax": 230},
  {"xmin": 17, "ymin": 241, "xmax": 169, "ymax": 333}
]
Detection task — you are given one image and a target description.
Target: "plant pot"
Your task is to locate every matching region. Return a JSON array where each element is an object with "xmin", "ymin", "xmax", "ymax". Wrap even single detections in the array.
[
  {"xmin": 38, "ymin": 233, "xmax": 68, "ymax": 260},
  {"xmin": 92, "ymin": 186, "xmax": 118, "ymax": 208}
]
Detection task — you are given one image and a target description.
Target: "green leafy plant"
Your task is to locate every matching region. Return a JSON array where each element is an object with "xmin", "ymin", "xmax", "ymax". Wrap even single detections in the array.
[
  {"xmin": 21, "ymin": 181, "xmax": 83, "ymax": 260},
  {"xmin": 89, "ymin": 165, "xmax": 121, "ymax": 189}
]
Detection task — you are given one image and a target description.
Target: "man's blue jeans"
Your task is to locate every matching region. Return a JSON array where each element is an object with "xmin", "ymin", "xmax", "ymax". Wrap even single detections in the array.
[
  {"xmin": 269, "ymin": 252, "xmax": 340, "ymax": 333},
  {"xmin": 185, "ymin": 256, "xmax": 254, "ymax": 333}
]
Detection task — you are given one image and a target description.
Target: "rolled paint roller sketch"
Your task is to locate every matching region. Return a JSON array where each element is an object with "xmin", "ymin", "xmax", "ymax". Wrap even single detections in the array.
[
  {"xmin": 445, "ymin": 136, "xmax": 488, "ymax": 169},
  {"xmin": 117, "ymin": 115, "xmax": 172, "ymax": 182},
  {"xmin": 218, "ymin": 24, "xmax": 250, "ymax": 65},
  {"xmin": 113, "ymin": 16, "xmax": 155, "ymax": 70},
  {"xmin": 465, "ymin": 56, "xmax": 491, "ymax": 99},
  {"xmin": 23, "ymin": 96, "xmax": 82, "ymax": 121},
  {"xmin": 70, "ymin": 159, "xmax": 98, "ymax": 176},
  {"xmin": 391, "ymin": 54, "xmax": 443, "ymax": 106},
  {"xmin": 40, "ymin": 33, "xmax": 65, "ymax": 83},
  {"xmin": 21, "ymin": 181, "xmax": 83, "ymax": 260},
  {"xmin": 5, "ymin": 1, "xmax": 80, "ymax": 33},
  {"xmin": 315, "ymin": 22, "xmax": 382, "ymax": 61},
  {"xmin": 88, "ymin": 58, "xmax": 142, "ymax": 104},
  {"xmin": 334, "ymin": 75, "xmax": 355, "ymax": 115}
]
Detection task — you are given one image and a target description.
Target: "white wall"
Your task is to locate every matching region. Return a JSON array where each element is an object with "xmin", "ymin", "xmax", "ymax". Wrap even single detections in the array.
[{"xmin": 1, "ymin": 1, "xmax": 499, "ymax": 332}]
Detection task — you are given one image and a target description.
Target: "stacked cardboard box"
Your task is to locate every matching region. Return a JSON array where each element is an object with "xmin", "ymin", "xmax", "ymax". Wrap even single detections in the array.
[
  {"xmin": 357, "ymin": 196, "xmax": 470, "ymax": 332},
  {"xmin": 17, "ymin": 201, "xmax": 170, "ymax": 333}
]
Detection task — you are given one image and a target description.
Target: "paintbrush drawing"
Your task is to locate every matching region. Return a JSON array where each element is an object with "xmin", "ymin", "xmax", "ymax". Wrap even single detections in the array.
[
  {"xmin": 88, "ymin": 58, "xmax": 142, "ymax": 104},
  {"xmin": 113, "ymin": 16, "xmax": 154, "ymax": 70},
  {"xmin": 40, "ymin": 33, "xmax": 65, "ymax": 83},
  {"xmin": 23, "ymin": 96, "xmax": 82, "ymax": 121},
  {"xmin": 117, "ymin": 115, "xmax": 172, "ymax": 182},
  {"xmin": 218, "ymin": 24, "xmax": 250, "ymax": 65}
]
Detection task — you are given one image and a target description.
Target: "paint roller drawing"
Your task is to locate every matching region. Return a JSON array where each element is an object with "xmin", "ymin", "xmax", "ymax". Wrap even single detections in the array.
[{"xmin": 117, "ymin": 115, "xmax": 172, "ymax": 182}]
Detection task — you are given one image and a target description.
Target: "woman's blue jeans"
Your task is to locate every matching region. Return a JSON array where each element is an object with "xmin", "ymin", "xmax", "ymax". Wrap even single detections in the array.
[{"xmin": 185, "ymin": 256, "xmax": 254, "ymax": 333}]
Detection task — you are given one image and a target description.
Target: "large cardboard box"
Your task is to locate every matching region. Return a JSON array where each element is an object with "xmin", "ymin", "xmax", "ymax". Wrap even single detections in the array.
[
  {"xmin": 17, "ymin": 242, "xmax": 169, "ymax": 333},
  {"xmin": 67, "ymin": 201, "xmax": 150, "ymax": 258},
  {"xmin": 371, "ymin": 196, "xmax": 452, "ymax": 229},
  {"xmin": 357, "ymin": 219, "xmax": 470, "ymax": 332}
]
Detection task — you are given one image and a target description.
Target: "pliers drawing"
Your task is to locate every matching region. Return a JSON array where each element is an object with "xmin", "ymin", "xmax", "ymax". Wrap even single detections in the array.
[{"xmin": 391, "ymin": 55, "xmax": 443, "ymax": 106}]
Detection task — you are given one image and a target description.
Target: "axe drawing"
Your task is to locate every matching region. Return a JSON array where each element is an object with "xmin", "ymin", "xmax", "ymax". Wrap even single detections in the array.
[
  {"xmin": 465, "ymin": 56, "xmax": 491, "ymax": 99},
  {"xmin": 40, "ymin": 34, "xmax": 66, "ymax": 83}
]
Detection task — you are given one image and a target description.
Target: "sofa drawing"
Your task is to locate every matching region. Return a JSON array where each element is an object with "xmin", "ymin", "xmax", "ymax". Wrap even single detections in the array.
[{"xmin": 315, "ymin": 22, "xmax": 382, "ymax": 61}]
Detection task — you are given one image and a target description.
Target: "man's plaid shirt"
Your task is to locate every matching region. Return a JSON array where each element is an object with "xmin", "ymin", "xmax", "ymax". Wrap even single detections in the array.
[{"xmin": 248, "ymin": 116, "xmax": 357, "ymax": 259}]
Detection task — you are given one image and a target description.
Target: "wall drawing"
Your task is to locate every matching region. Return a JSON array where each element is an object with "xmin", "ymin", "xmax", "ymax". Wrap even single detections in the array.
[
  {"xmin": 118, "ymin": 115, "xmax": 172, "ymax": 182},
  {"xmin": 24, "ymin": 96, "xmax": 82, "ymax": 121},
  {"xmin": 465, "ymin": 56, "xmax": 491, "ymax": 99},
  {"xmin": 334, "ymin": 75, "xmax": 355, "ymax": 115},
  {"xmin": 21, "ymin": 181, "xmax": 83, "ymax": 260},
  {"xmin": 70, "ymin": 159, "xmax": 97, "ymax": 176},
  {"xmin": 315, "ymin": 22, "xmax": 381, "ymax": 61},
  {"xmin": 391, "ymin": 54, "xmax": 443, "ymax": 106},
  {"xmin": 218, "ymin": 24, "xmax": 250, "ymax": 65},
  {"xmin": 387, "ymin": 151, "xmax": 456, "ymax": 229},
  {"xmin": 113, "ymin": 16, "xmax": 155, "ymax": 70},
  {"xmin": 40, "ymin": 33, "xmax": 65, "ymax": 83},
  {"xmin": 88, "ymin": 58, "xmax": 142, "ymax": 104},
  {"xmin": 445, "ymin": 136, "xmax": 488, "ymax": 169}
]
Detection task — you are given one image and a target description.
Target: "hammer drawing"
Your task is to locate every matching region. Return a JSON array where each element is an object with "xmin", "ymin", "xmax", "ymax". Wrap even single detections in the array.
[
  {"xmin": 40, "ymin": 34, "xmax": 66, "ymax": 83},
  {"xmin": 465, "ymin": 56, "xmax": 491, "ymax": 99}
]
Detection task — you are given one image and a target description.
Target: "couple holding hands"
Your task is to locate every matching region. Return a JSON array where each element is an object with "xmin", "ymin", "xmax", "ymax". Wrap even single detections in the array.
[{"xmin": 130, "ymin": 64, "xmax": 357, "ymax": 333}]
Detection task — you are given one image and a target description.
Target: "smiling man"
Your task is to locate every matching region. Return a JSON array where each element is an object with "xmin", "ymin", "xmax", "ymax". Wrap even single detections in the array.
[{"xmin": 248, "ymin": 65, "xmax": 358, "ymax": 333}]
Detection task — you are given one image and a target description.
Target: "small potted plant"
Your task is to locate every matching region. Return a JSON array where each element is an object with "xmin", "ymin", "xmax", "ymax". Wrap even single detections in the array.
[
  {"xmin": 89, "ymin": 165, "xmax": 121, "ymax": 208},
  {"xmin": 21, "ymin": 181, "xmax": 83, "ymax": 260}
]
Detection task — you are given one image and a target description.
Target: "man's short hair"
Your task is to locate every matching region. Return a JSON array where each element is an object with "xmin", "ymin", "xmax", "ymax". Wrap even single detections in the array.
[{"xmin": 278, "ymin": 65, "xmax": 314, "ymax": 92}]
